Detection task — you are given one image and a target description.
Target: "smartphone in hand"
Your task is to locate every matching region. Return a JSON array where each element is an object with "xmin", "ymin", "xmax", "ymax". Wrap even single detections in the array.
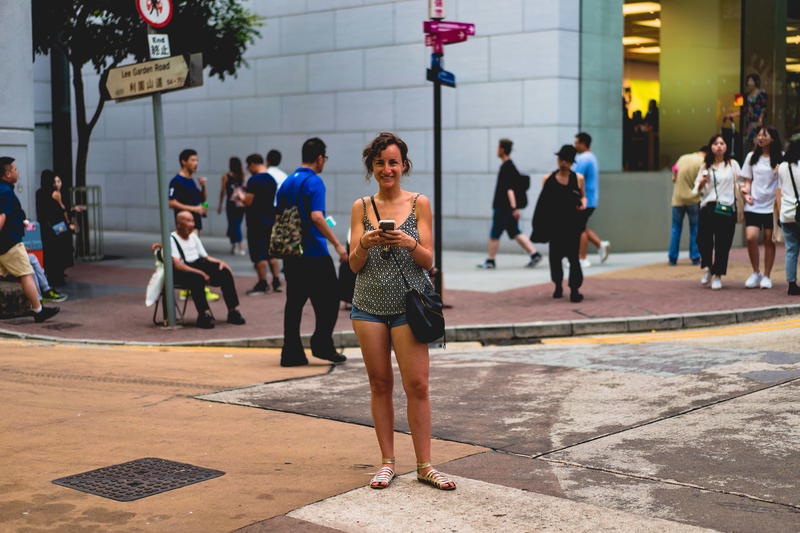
[{"xmin": 379, "ymin": 219, "xmax": 396, "ymax": 231}]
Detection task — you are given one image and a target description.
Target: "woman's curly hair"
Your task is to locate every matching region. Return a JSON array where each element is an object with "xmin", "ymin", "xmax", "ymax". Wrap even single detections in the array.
[{"xmin": 362, "ymin": 132, "xmax": 413, "ymax": 180}]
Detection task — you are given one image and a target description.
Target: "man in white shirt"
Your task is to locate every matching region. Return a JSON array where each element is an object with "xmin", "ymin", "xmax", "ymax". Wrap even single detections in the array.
[
  {"xmin": 266, "ymin": 149, "xmax": 288, "ymax": 206},
  {"xmin": 169, "ymin": 210, "xmax": 246, "ymax": 329}
]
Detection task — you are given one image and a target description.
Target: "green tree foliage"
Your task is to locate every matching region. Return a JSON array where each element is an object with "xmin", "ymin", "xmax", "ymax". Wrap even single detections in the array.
[{"xmin": 32, "ymin": 0, "xmax": 262, "ymax": 187}]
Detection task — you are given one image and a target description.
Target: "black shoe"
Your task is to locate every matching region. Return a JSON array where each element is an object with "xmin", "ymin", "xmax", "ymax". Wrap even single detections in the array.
[
  {"xmin": 247, "ymin": 280, "xmax": 268, "ymax": 295},
  {"xmin": 526, "ymin": 252, "xmax": 543, "ymax": 268},
  {"xmin": 272, "ymin": 279, "xmax": 283, "ymax": 292},
  {"xmin": 569, "ymin": 291, "xmax": 584, "ymax": 303},
  {"xmin": 197, "ymin": 312, "xmax": 215, "ymax": 329},
  {"xmin": 476, "ymin": 259, "xmax": 496, "ymax": 269},
  {"xmin": 227, "ymin": 309, "xmax": 246, "ymax": 325},
  {"xmin": 313, "ymin": 352, "xmax": 347, "ymax": 364},
  {"xmin": 281, "ymin": 358, "xmax": 309, "ymax": 367},
  {"xmin": 789, "ymin": 282, "xmax": 800, "ymax": 296},
  {"xmin": 552, "ymin": 285, "xmax": 563, "ymax": 299},
  {"xmin": 33, "ymin": 306, "xmax": 60, "ymax": 323}
]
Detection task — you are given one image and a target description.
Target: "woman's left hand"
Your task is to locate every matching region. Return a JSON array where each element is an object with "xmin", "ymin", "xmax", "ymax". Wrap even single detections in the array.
[{"xmin": 381, "ymin": 229, "xmax": 415, "ymax": 250}]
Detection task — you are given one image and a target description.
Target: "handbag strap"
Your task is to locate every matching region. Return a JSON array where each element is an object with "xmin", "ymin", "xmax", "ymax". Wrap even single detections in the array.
[
  {"xmin": 788, "ymin": 163, "xmax": 800, "ymax": 210},
  {"xmin": 711, "ymin": 167, "xmax": 734, "ymax": 204},
  {"xmin": 170, "ymin": 234, "xmax": 187, "ymax": 262}
]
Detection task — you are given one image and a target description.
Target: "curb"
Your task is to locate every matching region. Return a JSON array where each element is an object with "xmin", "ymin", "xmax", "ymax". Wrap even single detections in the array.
[{"xmin": 1, "ymin": 304, "xmax": 799, "ymax": 348}]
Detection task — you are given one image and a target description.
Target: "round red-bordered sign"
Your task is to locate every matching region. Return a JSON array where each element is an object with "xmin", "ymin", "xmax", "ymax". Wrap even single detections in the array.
[{"xmin": 136, "ymin": 0, "xmax": 173, "ymax": 28}]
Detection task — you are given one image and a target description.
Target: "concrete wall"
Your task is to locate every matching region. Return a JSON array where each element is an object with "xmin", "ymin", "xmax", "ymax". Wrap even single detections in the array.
[
  {"xmin": 579, "ymin": 0, "xmax": 623, "ymax": 173},
  {"xmin": 58, "ymin": 0, "xmax": 581, "ymax": 251},
  {"xmin": 0, "ymin": 1, "xmax": 36, "ymax": 216}
]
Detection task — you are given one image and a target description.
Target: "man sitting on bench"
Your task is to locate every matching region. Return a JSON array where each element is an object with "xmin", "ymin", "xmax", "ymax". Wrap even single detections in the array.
[{"xmin": 166, "ymin": 210, "xmax": 246, "ymax": 329}]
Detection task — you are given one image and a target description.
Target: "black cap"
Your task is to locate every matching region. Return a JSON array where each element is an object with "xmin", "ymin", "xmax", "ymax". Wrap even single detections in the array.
[{"xmin": 555, "ymin": 144, "xmax": 577, "ymax": 163}]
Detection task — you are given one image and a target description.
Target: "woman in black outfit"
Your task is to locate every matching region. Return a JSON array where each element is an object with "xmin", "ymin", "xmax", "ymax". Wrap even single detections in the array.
[
  {"xmin": 216, "ymin": 157, "xmax": 246, "ymax": 255},
  {"xmin": 36, "ymin": 169, "xmax": 74, "ymax": 287},
  {"xmin": 531, "ymin": 145, "xmax": 587, "ymax": 302}
]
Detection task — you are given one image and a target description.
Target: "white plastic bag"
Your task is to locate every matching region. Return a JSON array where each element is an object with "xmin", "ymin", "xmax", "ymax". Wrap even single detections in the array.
[{"xmin": 145, "ymin": 250, "xmax": 165, "ymax": 307}]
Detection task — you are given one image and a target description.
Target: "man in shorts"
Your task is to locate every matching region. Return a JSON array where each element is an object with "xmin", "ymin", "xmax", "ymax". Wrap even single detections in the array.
[
  {"xmin": 243, "ymin": 153, "xmax": 280, "ymax": 294},
  {"xmin": 477, "ymin": 138, "xmax": 542, "ymax": 269},
  {"xmin": 574, "ymin": 132, "xmax": 610, "ymax": 267},
  {"xmin": 0, "ymin": 157, "xmax": 59, "ymax": 322}
]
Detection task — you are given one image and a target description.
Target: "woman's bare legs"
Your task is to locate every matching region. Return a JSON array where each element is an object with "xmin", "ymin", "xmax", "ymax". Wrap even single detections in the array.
[
  {"xmin": 745, "ymin": 226, "xmax": 761, "ymax": 273},
  {"xmin": 763, "ymin": 228, "xmax": 775, "ymax": 277},
  {"xmin": 391, "ymin": 324, "xmax": 455, "ymax": 489},
  {"xmin": 354, "ymin": 320, "xmax": 395, "ymax": 469},
  {"xmin": 390, "ymin": 324, "xmax": 431, "ymax": 464}
]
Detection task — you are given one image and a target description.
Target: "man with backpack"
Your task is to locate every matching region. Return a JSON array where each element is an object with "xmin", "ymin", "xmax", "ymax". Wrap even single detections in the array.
[
  {"xmin": 477, "ymin": 138, "xmax": 543, "ymax": 269},
  {"xmin": 275, "ymin": 138, "xmax": 348, "ymax": 367}
]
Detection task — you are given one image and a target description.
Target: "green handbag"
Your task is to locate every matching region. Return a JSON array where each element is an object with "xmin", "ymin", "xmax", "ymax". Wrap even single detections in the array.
[{"xmin": 712, "ymin": 169, "xmax": 734, "ymax": 217}]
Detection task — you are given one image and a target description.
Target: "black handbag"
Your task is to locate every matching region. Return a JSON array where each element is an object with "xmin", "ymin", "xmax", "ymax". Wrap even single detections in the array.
[
  {"xmin": 369, "ymin": 196, "xmax": 445, "ymax": 343},
  {"xmin": 390, "ymin": 250, "xmax": 445, "ymax": 343}
]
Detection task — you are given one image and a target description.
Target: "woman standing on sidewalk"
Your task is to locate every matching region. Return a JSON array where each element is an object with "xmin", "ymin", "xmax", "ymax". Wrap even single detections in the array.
[
  {"xmin": 531, "ymin": 145, "xmax": 587, "ymax": 302},
  {"xmin": 348, "ymin": 132, "xmax": 455, "ymax": 491},
  {"xmin": 777, "ymin": 136, "xmax": 800, "ymax": 295},
  {"xmin": 741, "ymin": 126, "xmax": 782, "ymax": 289},
  {"xmin": 694, "ymin": 134, "xmax": 743, "ymax": 290},
  {"xmin": 217, "ymin": 157, "xmax": 246, "ymax": 255},
  {"xmin": 36, "ymin": 169, "xmax": 74, "ymax": 287}
]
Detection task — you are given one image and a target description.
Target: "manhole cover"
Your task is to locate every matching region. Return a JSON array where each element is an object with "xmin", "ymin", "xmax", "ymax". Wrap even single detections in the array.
[
  {"xmin": 52, "ymin": 457, "xmax": 224, "ymax": 501},
  {"xmin": 41, "ymin": 322, "xmax": 82, "ymax": 330}
]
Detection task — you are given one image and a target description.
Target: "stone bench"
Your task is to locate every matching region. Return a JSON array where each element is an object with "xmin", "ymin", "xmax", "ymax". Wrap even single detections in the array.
[{"xmin": 0, "ymin": 279, "xmax": 29, "ymax": 318}]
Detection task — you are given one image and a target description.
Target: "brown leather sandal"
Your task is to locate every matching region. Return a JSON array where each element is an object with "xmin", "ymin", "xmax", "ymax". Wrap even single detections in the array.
[
  {"xmin": 369, "ymin": 458, "xmax": 396, "ymax": 489},
  {"xmin": 417, "ymin": 462, "xmax": 456, "ymax": 490}
]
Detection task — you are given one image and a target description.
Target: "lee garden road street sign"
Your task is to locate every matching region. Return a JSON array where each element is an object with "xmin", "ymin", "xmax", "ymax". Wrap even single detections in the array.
[{"xmin": 102, "ymin": 54, "xmax": 203, "ymax": 101}]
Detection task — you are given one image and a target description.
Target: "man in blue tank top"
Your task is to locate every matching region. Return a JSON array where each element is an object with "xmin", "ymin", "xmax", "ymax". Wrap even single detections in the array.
[{"xmin": 276, "ymin": 138, "xmax": 348, "ymax": 367}]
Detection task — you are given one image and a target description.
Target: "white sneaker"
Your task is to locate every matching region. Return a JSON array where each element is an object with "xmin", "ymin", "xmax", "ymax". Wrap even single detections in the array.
[
  {"xmin": 759, "ymin": 276, "xmax": 772, "ymax": 289},
  {"xmin": 711, "ymin": 276, "xmax": 722, "ymax": 290},
  {"xmin": 701, "ymin": 269, "xmax": 712, "ymax": 285},
  {"xmin": 744, "ymin": 272, "xmax": 762, "ymax": 289},
  {"xmin": 598, "ymin": 241, "xmax": 610, "ymax": 263},
  {"xmin": 580, "ymin": 258, "xmax": 592, "ymax": 268}
]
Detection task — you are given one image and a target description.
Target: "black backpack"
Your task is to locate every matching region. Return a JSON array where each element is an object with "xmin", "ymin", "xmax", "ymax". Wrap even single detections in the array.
[{"xmin": 514, "ymin": 172, "xmax": 530, "ymax": 209}]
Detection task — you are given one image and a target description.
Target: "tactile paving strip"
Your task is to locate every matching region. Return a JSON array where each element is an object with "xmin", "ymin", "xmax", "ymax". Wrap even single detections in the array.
[{"xmin": 52, "ymin": 457, "xmax": 225, "ymax": 501}]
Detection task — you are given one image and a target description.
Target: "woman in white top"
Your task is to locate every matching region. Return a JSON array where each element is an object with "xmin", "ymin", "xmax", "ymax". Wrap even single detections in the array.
[
  {"xmin": 776, "ymin": 136, "xmax": 800, "ymax": 295},
  {"xmin": 740, "ymin": 126, "xmax": 782, "ymax": 289},
  {"xmin": 694, "ymin": 134, "xmax": 743, "ymax": 290}
]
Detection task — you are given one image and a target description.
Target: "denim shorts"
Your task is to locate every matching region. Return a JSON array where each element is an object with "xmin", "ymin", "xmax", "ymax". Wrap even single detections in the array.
[{"xmin": 350, "ymin": 305, "xmax": 408, "ymax": 328}]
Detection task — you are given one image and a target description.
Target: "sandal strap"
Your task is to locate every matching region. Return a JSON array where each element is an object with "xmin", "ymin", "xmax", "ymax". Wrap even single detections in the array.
[
  {"xmin": 417, "ymin": 465, "xmax": 454, "ymax": 488},
  {"xmin": 382, "ymin": 457, "xmax": 396, "ymax": 464},
  {"xmin": 370, "ymin": 465, "xmax": 395, "ymax": 485},
  {"xmin": 416, "ymin": 462, "xmax": 431, "ymax": 469}
]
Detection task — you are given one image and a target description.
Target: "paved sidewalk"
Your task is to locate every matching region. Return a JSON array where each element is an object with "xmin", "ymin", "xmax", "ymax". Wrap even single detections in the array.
[{"xmin": 0, "ymin": 231, "xmax": 798, "ymax": 345}]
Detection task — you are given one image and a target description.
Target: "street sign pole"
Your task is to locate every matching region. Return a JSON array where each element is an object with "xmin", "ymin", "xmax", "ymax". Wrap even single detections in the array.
[
  {"xmin": 432, "ymin": 53, "xmax": 443, "ymax": 296},
  {"xmin": 152, "ymin": 91, "xmax": 175, "ymax": 327},
  {"xmin": 147, "ymin": 23, "xmax": 175, "ymax": 327},
  {"xmin": 424, "ymin": 5, "xmax": 474, "ymax": 298}
]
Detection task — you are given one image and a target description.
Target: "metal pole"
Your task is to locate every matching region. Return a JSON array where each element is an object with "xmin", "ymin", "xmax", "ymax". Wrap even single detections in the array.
[
  {"xmin": 152, "ymin": 92, "xmax": 175, "ymax": 327},
  {"xmin": 432, "ymin": 53, "xmax": 443, "ymax": 295}
]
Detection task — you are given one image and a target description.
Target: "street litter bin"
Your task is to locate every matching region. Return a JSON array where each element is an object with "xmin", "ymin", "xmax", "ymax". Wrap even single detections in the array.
[{"xmin": 23, "ymin": 221, "xmax": 44, "ymax": 266}]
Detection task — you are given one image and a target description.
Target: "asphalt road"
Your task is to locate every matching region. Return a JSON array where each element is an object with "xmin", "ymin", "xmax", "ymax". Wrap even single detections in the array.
[{"xmin": 2, "ymin": 319, "xmax": 799, "ymax": 532}]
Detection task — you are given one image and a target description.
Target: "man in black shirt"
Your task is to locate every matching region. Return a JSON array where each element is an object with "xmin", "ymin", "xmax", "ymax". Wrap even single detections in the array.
[
  {"xmin": 168, "ymin": 149, "xmax": 207, "ymax": 231},
  {"xmin": 243, "ymin": 153, "xmax": 280, "ymax": 294},
  {"xmin": 0, "ymin": 157, "xmax": 59, "ymax": 322},
  {"xmin": 477, "ymin": 139, "xmax": 542, "ymax": 269}
]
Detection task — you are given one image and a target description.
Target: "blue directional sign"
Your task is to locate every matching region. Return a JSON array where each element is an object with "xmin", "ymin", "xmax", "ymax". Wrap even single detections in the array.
[{"xmin": 426, "ymin": 68, "xmax": 456, "ymax": 88}]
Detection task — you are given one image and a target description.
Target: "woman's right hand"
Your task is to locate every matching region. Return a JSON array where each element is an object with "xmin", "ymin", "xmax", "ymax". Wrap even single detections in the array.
[{"xmin": 359, "ymin": 229, "xmax": 384, "ymax": 249}]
